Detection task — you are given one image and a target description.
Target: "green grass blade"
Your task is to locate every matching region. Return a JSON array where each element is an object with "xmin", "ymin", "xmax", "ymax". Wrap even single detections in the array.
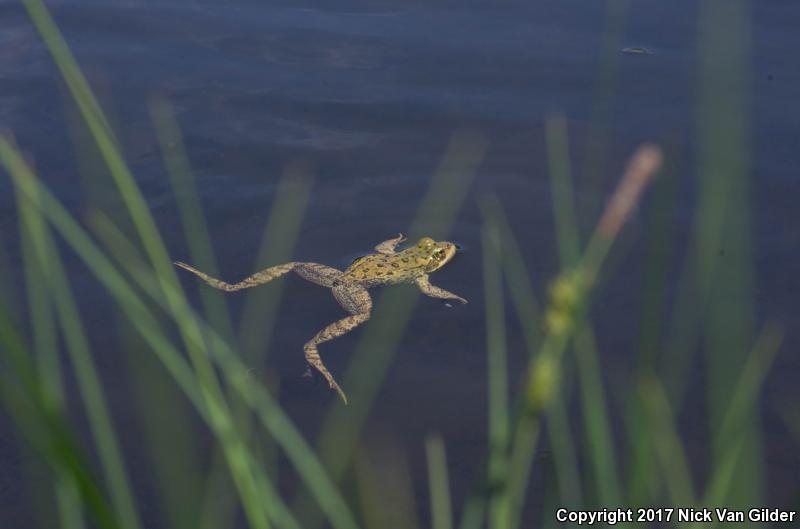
[
  {"xmin": 149, "ymin": 95, "xmax": 237, "ymax": 342},
  {"xmin": 19, "ymin": 219, "xmax": 62, "ymax": 410},
  {"xmin": 478, "ymin": 198, "xmax": 585, "ymax": 511},
  {"xmin": 545, "ymin": 114, "xmax": 622, "ymax": 508},
  {"xmin": 545, "ymin": 114, "xmax": 580, "ymax": 267},
  {"xmin": 483, "ymin": 198, "xmax": 543, "ymax": 357},
  {"xmin": 55, "ymin": 475, "xmax": 87, "ymax": 529},
  {"xmin": 237, "ymin": 163, "xmax": 312, "ymax": 362},
  {"xmin": 697, "ymin": 1, "xmax": 760, "ymax": 509},
  {"xmin": 355, "ymin": 439, "xmax": 420, "ymax": 529},
  {"xmin": 150, "ymin": 95, "xmax": 253, "ymax": 529},
  {"xmin": 573, "ymin": 330, "xmax": 621, "ymax": 506},
  {"xmin": 458, "ymin": 495, "xmax": 486, "ymax": 529},
  {"xmin": 0, "ymin": 304, "xmax": 120, "ymax": 529},
  {"xmin": 638, "ymin": 374, "xmax": 695, "ymax": 505},
  {"xmin": 709, "ymin": 324, "xmax": 782, "ymax": 505},
  {"xmin": 426, "ymin": 434, "xmax": 454, "ymax": 529},
  {"xmin": 12, "ymin": 153, "xmax": 143, "ymax": 529},
  {"xmin": 481, "ymin": 217, "xmax": 510, "ymax": 529}
]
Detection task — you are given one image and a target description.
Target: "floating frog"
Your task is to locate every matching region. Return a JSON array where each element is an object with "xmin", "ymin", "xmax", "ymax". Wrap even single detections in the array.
[{"xmin": 174, "ymin": 234, "xmax": 467, "ymax": 403}]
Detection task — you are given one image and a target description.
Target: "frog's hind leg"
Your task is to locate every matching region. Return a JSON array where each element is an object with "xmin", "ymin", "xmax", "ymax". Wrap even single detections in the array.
[
  {"xmin": 175, "ymin": 261, "xmax": 343, "ymax": 292},
  {"xmin": 174, "ymin": 261, "xmax": 296, "ymax": 291},
  {"xmin": 292, "ymin": 262, "xmax": 343, "ymax": 287},
  {"xmin": 374, "ymin": 233, "xmax": 407, "ymax": 255},
  {"xmin": 303, "ymin": 284, "xmax": 372, "ymax": 404}
]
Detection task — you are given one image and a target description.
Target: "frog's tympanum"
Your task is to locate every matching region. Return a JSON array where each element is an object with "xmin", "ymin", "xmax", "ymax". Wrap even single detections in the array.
[{"xmin": 175, "ymin": 234, "xmax": 466, "ymax": 403}]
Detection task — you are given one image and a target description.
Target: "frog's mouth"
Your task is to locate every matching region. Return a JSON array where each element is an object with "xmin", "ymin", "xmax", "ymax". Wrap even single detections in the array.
[
  {"xmin": 441, "ymin": 243, "xmax": 458, "ymax": 265},
  {"xmin": 428, "ymin": 242, "xmax": 457, "ymax": 271}
]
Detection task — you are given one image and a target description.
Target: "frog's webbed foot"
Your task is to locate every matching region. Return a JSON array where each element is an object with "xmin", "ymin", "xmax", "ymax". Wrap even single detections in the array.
[
  {"xmin": 374, "ymin": 233, "xmax": 406, "ymax": 255},
  {"xmin": 303, "ymin": 284, "xmax": 373, "ymax": 404},
  {"xmin": 415, "ymin": 274, "xmax": 468, "ymax": 304},
  {"xmin": 175, "ymin": 261, "xmax": 296, "ymax": 291}
]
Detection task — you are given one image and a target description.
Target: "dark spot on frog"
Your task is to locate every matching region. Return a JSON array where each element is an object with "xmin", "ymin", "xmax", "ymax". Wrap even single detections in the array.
[{"xmin": 391, "ymin": 263, "xmax": 399, "ymax": 268}]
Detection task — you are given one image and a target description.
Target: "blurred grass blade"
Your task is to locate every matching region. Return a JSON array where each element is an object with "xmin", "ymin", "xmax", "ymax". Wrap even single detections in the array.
[
  {"xmin": 19, "ymin": 211, "xmax": 62, "ymax": 411},
  {"xmin": 573, "ymin": 330, "xmax": 621, "ymax": 506},
  {"xmin": 481, "ymin": 217, "xmax": 510, "ymax": 529},
  {"xmin": 149, "ymin": 95, "xmax": 236, "ymax": 342},
  {"xmin": 426, "ymin": 434, "xmax": 454, "ymax": 529},
  {"xmin": 11, "ymin": 147, "xmax": 143, "ymax": 529},
  {"xmin": 483, "ymin": 198, "xmax": 542, "ymax": 357},
  {"xmin": 638, "ymin": 374, "xmax": 695, "ymax": 505},
  {"xmin": 0, "ymin": 302, "xmax": 120, "ymax": 529},
  {"xmin": 150, "ymin": 94, "xmax": 255, "ymax": 529},
  {"xmin": 458, "ymin": 495, "xmax": 486, "ymax": 529},
  {"xmin": 355, "ymin": 437, "xmax": 420, "ymax": 529},
  {"xmin": 237, "ymin": 163, "xmax": 312, "ymax": 362},
  {"xmin": 55, "ymin": 475, "xmax": 87, "ymax": 529},
  {"xmin": 706, "ymin": 323, "xmax": 782, "ymax": 508},
  {"xmin": 697, "ymin": 0, "xmax": 759, "ymax": 508},
  {"xmin": 545, "ymin": 114, "xmax": 580, "ymax": 266},
  {"xmin": 582, "ymin": 0, "xmax": 628, "ymax": 200},
  {"xmin": 478, "ymin": 199, "xmax": 584, "ymax": 509},
  {"xmin": 545, "ymin": 114, "xmax": 621, "ymax": 508}
]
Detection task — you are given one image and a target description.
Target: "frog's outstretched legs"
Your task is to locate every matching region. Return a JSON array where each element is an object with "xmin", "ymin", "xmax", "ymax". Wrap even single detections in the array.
[
  {"xmin": 415, "ymin": 274, "xmax": 468, "ymax": 304},
  {"xmin": 303, "ymin": 283, "xmax": 373, "ymax": 404},
  {"xmin": 374, "ymin": 233, "xmax": 406, "ymax": 255},
  {"xmin": 174, "ymin": 261, "xmax": 297, "ymax": 291}
]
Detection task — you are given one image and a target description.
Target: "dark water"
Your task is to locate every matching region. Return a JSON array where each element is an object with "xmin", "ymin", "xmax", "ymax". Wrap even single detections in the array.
[{"xmin": 1, "ymin": 0, "xmax": 799, "ymax": 527}]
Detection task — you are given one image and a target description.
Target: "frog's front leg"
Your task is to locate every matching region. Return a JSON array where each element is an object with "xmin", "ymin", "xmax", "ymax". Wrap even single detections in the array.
[
  {"xmin": 415, "ymin": 274, "xmax": 468, "ymax": 304},
  {"xmin": 374, "ymin": 233, "xmax": 406, "ymax": 255},
  {"xmin": 303, "ymin": 283, "xmax": 373, "ymax": 403}
]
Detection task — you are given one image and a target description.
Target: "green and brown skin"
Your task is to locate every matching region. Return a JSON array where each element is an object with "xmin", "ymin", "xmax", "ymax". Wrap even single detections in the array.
[{"xmin": 174, "ymin": 234, "xmax": 466, "ymax": 403}]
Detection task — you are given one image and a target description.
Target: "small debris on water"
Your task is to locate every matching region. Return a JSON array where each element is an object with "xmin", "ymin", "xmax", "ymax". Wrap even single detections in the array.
[{"xmin": 622, "ymin": 46, "xmax": 653, "ymax": 55}]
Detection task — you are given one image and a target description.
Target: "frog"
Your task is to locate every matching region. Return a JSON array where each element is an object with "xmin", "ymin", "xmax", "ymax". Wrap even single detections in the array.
[{"xmin": 174, "ymin": 234, "xmax": 467, "ymax": 403}]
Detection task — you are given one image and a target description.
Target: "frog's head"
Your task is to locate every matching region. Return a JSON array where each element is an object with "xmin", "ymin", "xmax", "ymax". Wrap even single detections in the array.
[{"xmin": 417, "ymin": 237, "xmax": 458, "ymax": 272}]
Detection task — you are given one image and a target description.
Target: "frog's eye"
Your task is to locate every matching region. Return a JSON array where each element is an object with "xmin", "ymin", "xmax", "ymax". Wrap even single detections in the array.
[
  {"xmin": 418, "ymin": 237, "xmax": 435, "ymax": 251},
  {"xmin": 433, "ymin": 248, "xmax": 446, "ymax": 260}
]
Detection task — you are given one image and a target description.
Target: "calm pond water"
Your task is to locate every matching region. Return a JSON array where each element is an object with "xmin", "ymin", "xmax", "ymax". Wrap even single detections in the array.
[{"xmin": 1, "ymin": 0, "xmax": 798, "ymax": 527}]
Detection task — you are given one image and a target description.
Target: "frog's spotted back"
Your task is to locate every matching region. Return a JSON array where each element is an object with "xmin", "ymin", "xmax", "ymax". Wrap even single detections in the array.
[{"xmin": 175, "ymin": 233, "xmax": 466, "ymax": 403}]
